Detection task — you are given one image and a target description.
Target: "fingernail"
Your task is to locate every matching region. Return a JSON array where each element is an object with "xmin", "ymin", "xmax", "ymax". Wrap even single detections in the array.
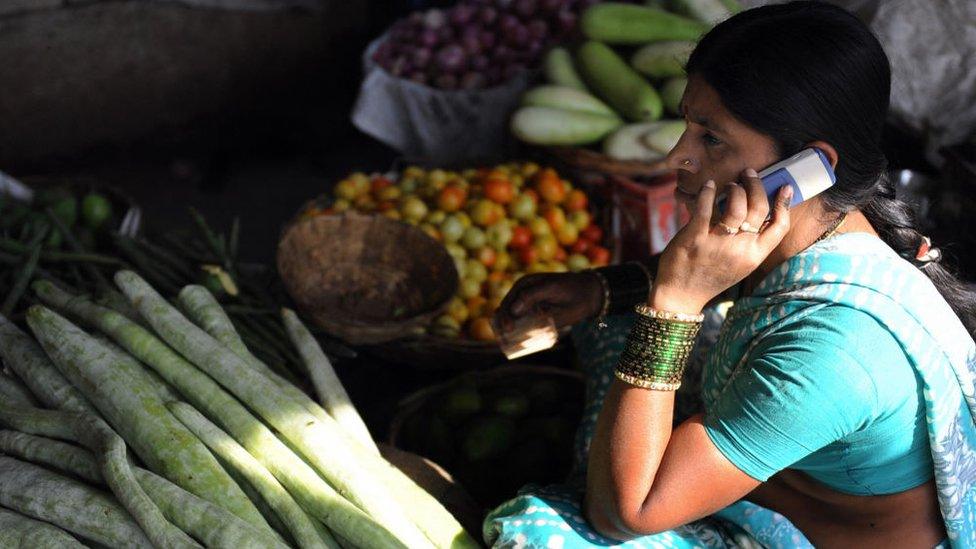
[
  {"xmin": 705, "ymin": 180, "xmax": 716, "ymax": 189},
  {"xmin": 784, "ymin": 185, "xmax": 794, "ymax": 200},
  {"xmin": 745, "ymin": 168, "xmax": 758, "ymax": 178}
]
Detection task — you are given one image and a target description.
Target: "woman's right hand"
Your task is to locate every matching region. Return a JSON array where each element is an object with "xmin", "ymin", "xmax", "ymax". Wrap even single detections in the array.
[{"xmin": 493, "ymin": 271, "xmax": 605, "ymax": 333}]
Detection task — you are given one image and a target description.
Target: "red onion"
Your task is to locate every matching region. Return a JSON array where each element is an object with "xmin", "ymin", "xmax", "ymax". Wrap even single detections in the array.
[
  {"xmin": 513, "ymin": 0, "xmax": 537, "ymax": 19},
  {"xmin": 423, "ymin": 9, "xmax": 446, "ymax": 29},
  {"xmin": 479, "ymin": 31, "xmax": 497, "ymax": 50},
  {"xmin": 527, "ymin": 19, "xmax": 549, "ymax": 40},
  {"xmin": 471, "ymin": 54, "xmax": 490, "ymax": 71},
  {"xmin": 437, "ymin": 26, "xmax": 456, "ymax": 44},
  {"xmin": 498, "ymin": 14, "xmax": 521, "ymax": 35},
  {"xmin": 461, "ymin": 32, "xmax": 483, "ymax": 56},
  {"xmin": 411, "ymin": 47, "xmax": 432, "ymax": 68},
  {"xmin": 449, "ymin": 4, "xmax": 477, "ymax": 26},
  {"xmin": 504, "ymin": 23, "xmax": 531, "ymax": 48},
  {"xmin": 409, "ymin": 71, "xmax": 428, "ymax": 85},
  {"xmin": 539, "ymin": 0, "xmax": 563, "ymax": 13},
  {"xmin": 418, "ymin": 28, "xmax": 440, "ymax": 48},
  {"xmin": 435, "ymin": 74, "xmax": 459, "ymax": 90},
  {"xmin": 460, "ymin": 72, "xmax": 488, "ymax": 90},
  {"xmin": 435, "ymin": 45, "xmax": 467, "ymax": 73},
  {"xmin": 479, "ymin": 6, "xmax": 498, "ymax": 25},
  {"xmin": 555, "ymin": 9, "xmax": 577, "ymax": 34}
]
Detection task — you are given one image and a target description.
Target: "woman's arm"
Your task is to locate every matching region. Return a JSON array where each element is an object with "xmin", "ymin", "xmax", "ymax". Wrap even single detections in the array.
[
  {"xmin": 585, "ymin": 173, "xmax": 795, "ymax": 538},
  {"xmin": 585, "ymin": 386, "xmax": 760, "ymax": 538}
]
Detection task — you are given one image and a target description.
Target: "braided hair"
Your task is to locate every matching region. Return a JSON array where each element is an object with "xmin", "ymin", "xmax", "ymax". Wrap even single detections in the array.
[{"xmin": 685, "ymin": 0, "xmax": 976, "ymax": 335}]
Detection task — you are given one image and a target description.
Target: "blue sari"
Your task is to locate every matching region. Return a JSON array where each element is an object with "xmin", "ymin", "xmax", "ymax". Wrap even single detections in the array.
[{"xmin": 484, "ymin": 233, "xmax": 976, "ymax": 548}]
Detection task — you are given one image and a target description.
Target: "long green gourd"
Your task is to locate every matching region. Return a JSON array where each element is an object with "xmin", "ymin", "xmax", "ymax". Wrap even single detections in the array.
[
  {"xmin": 176, "ymin": 285, "xmax": 336, "ymax": 426},
  {"xmin": 0, "ymin": 456, "xmax": 153, "ymax": 548},
  {"xmin": 171, "ymin": 402, "xmax": 339, "ymax": 549},
  {"xmin": 116, "ymin": 271, "xmax": 470, "ymax": 548},
  {"xmin": 0, "ymin": 313, "xmax": 97, "ymax": 415},
  {"xmin": 282, "ymin": 307, "xmax": 377, "ymax": 453},
  {"xmin": 0, "ymin": 507, "xmax": 87, "ymax": 549},
  {"xmin": 0, "ymin": 403, "xmax": 201, "ymax": 549},
  {"xmin": 24, "ymin": 305, "xmax": 270, "ymax": 533},
  {"xmin": 32, "ymin": 279, "xmax": 407, "ymax": 549}
]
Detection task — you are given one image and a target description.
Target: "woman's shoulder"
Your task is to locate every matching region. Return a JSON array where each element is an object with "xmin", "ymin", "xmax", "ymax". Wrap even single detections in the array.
[{"xmin": 749, "ymin": 304, "xmax": 915, "ymax": 404}]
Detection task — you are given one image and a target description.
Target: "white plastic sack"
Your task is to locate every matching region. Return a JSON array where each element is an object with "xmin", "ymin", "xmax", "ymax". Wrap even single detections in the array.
[
  {"xmin": 351, "ymin": 34, "xmax": 535, "ymax": 164},
  {"xmin": 871, "ymin": 0, "xmax": 976, "ymax": 164}
]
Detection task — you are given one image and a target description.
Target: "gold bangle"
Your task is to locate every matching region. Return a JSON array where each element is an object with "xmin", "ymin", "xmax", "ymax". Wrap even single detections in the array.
[
  {"xmin": 615, "ymin": 370, "xmax": 682, "ymax": 391},
  {"xmin": 635, "ymin": 304, "xmax": 705, "ymax": 323}
]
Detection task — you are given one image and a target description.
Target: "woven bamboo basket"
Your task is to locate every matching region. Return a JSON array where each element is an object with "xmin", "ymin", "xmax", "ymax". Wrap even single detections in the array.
[{"xmin": 276, "ymin": 212, "xmax": 458, "ymax": 345}]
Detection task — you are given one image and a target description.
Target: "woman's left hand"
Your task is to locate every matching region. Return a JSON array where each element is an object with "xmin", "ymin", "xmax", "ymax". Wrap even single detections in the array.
[{"xmin": 651, "ymin": 169, "xmax": 794, "ymax": 314}]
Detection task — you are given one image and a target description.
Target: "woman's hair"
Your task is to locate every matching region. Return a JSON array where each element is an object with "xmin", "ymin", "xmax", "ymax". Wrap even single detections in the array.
[{"xmin": 686, "ymin": 0, "xmax": 976, "ymax": 335}]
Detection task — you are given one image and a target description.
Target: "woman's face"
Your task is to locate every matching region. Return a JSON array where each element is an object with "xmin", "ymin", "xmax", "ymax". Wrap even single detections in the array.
[{"xmin": 666, "ymin": 75, "xmax": 781, "ymax": 209}]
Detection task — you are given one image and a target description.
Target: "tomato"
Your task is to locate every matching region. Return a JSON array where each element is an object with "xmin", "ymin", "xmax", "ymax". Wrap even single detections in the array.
[
  {"xmin": 477, "ymin": 246, "xmax": 498, "ymax": 269},
  {"xmin": 484, "ymin": 176, "xmax": 515, "ymax": 204},
  {"xmin": 399, "ymin": 196, "xmax": 429, "ymax": 222},
  {"xmin": 371, "ymin": 176, "xmax": 394, "ymax": 194},
  {"xmin": 459, "ymin": 277, "xmax": 483, "ymax": 299},
  {"xmin": 509, "ymin": 225, "xmax": 533, "ymax": 249},
  {"xmin": 508, "ymin": 194, "xmax": 537, "ymax": 221},
  {"xmin": 437, "ymin": 185, "xmax": 468, "ymax": 212},
  {"xmin": 493, "ymin": 250, "xmax": 513, "ymax": 272},
  {"xmin": 447, "ymin": 297, "xmax": 469, "ymax": 323},
  {"xmin": 440, "ymin": 215, "xmax": 465, "ymax": 243},
  {"xmin": 571, "ymin": 238, "xmax": 591, "ymax": 255},
  {"xmin": 470, "ymin": 199, "xmax": 502, "ymax": 227},
  {"xmin": 542, "ymin": 206, "xmax": 567, "ymax": 232},
  {"xmin": 517, "ymin": 246, "xmax": 538, "ymax": 266},
  {"xmin": 466, "ymin": 296, "xmax": 488, "ymax": 319},
  {"xmin": 462, "ymin": 226, "xmax": 487, "ymax": 250},
  {"xmin": 487, "ymin": 270, "xmax": 506, "ymax": 285},
  {"xmin": 580, "ymin": 224, "xmax": 604, "ymax": 244},
  {"xmin": 534, "ymin": 235, "xmax": 559, "ymax": 262},
  {"xmin": 556, "ymin": 223, "xmax": 579, "ymax": 246},
  {"xmin": 485, "ymin": 222, "xmax": 513, "ymax": 250},
  {"xmin": 535, "ymin": 168, "xmax": 567, "ymax": 204},
  {"xmin": 529, "ymin": 217, "xmax": 552, "ymax": 237},
  {"xmin": 567, "ymin": 253, "xmax": 590, "ymax": 272},
  {"xmin": 587, "ymin": 246, "xmax": 611, "ymax": 267},
  {"xmin": 469, "ymin": 317, "xmax": 496, "ymax": 342},
  {"xmin": 466, "ymin": 259, "xmax": 488, "ymax": 283},
  {"xmin": 523, "ymin": 188, "xmax": 540, "ymax": 205},
  {"xmin": 569, "ymin": 210, "xmax": 591, "ymax": 230},
  {"xmin": 553, "ymin": 245, "xmax": 568, "ymax": 263},
  {"xmin": 565, "ymin": 189, "xmax": 588, "ymax": 212}
]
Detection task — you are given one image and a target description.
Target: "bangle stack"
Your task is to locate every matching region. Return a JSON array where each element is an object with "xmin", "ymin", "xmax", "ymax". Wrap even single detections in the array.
[{"xmin": 614, "ymin": 304, "xmax": 703, "ymax": 391}]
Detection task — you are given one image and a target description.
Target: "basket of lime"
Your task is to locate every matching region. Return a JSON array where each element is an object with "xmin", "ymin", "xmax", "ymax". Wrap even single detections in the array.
[{"xmin": 389, "ymin": 365, "xmax": 584, "ymax": 511}]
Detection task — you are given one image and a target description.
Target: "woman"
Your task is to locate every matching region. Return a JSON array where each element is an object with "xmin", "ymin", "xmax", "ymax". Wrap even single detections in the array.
[{"xmin": 486, "ymin": 2, "xmax": 976, "ymax": 548}]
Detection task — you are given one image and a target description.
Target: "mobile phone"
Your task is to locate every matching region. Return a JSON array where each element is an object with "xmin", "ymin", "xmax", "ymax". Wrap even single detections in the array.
[{"xmin": 717, "ymin": 148, "xmax": 836, "ymax": 213}]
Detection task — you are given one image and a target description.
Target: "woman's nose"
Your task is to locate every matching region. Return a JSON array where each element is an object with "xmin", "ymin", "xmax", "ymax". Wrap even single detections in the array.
[{"xmin": 665, "ymin": 134, "xmax": 699, "ymax": 174}]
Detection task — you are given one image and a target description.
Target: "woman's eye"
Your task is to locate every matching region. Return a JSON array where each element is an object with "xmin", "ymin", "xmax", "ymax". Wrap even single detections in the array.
[{"xmin": 702, "ymin": 133, "xmax": 722, "ymax": 146}]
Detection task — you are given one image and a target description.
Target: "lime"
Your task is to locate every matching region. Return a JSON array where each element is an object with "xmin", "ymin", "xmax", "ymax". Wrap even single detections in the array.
[
  {"xmin": 50, "ymin": 196, "xmax": 78, "ymax": 228},
  {"xmin": 440, "ymin": 385, "xmax": 482, "ymax": 421},
  {"xmin": 462, "ymin": 416, "xmax": 515, "ymax": 462},
  {"xmin": 81, "ymin": 193, "xmax": 113, "ymax": 230},
  {"xmin": 492, "ymin": 392, "xmax": 531, "ymax": 418}
]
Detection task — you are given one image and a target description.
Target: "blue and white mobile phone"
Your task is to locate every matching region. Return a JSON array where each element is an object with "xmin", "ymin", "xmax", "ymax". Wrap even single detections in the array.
[{"xmin": 717, "ymin": 148, "xmax": 836, "ymax": 213}]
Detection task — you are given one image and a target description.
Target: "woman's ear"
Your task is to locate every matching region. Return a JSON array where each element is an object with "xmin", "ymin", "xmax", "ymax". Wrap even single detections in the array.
[{"xmin": 806, "ymin": 141, "xmax": 839, "ymax": 169}]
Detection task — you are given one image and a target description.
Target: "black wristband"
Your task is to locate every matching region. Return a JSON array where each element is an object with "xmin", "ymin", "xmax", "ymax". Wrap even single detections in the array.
[{"xmin": 594, "ymin": 261, "xmax": 654, "ymax": 315}]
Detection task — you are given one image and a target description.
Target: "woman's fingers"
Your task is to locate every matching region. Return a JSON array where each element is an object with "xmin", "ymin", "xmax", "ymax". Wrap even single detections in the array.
[
  {"xmin": 717, "ymin": 182, "xmax": 748, "ymax": 233},
  {"xmin": 758, "ymin": 184, "xmax": 794, "ymax": 247},
  {"xmin": 739, "ymin": 168, "xmax": 769, "ymax": 231},
  {"xmin": 691, "ymin": 180, "xmax": 717, "ymax": 232}
]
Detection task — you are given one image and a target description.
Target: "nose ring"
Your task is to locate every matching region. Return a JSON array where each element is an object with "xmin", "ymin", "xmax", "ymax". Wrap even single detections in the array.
[{"xmin": 681, "ymin": 159, "xmax": 693, "ymax": 166}]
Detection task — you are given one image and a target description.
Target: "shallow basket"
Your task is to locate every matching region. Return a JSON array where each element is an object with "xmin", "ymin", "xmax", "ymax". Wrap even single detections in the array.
[{"xmin": 276, "ymin": 212, "xmax": 458, "ymax": 345}]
